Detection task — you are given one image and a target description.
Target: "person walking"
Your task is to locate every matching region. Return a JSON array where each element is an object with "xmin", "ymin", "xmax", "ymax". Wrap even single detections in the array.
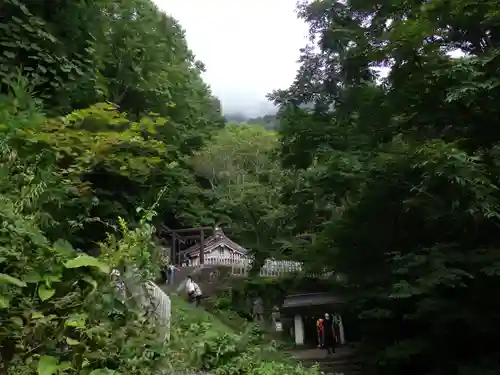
[
  {"xmin": 180, "ymin": 253, "xmax": 188, "ymax": 267},
  {"xmin": 167, "ymin": 264, "xmax": 178, "ymax": 285},
  {"xmin": 185, "ymin": 275, "xmax": 203, "ymax": 306},
  {"xmin": 159, "ymin": 251, "xmax": 169, "ymax": 284},
  {"xmin": 110, "ymin": 269, "xmax": 126, "ymax": 300},
  {"xmin": 316, "ymin": 317, "xmax": 324, "ymax": 348},
  {"xmin": 322, "ymin": 313, "xmax": 336, "ymax": 355},
  {"xmin": 252, "ymin": 298, "xmax": 264, "ymax": 321}
]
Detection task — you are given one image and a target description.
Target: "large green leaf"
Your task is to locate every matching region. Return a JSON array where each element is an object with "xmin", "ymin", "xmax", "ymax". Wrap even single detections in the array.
[
  {"xmin": 11, "ymin": 316, "xmax": 24, "ymax": 326},
  {"xmin": 37, "ymin": 355, "xmax": 59, "ymax": 375},
  {"xmin": 64, "ymin": 254, "xmax": 110, "ymax": 274},
  {"xmin": 53, "ymin": 239, "xmax": 75, "ymax": 256},
  {"xmin": 89, "ymin": 369, "xmax": 119, "ymax": 375},
  {"xmin": 0, "ymin": 295, "xmax": 10, "ymax": 309},
  {"xmin": 65, "ymin": 337, "xmax": 80, "ymax": 346},
  {"xmin": 23, "ymin": 271, "xmax": 43, "ymax": 283},
  {"xmin": 0, "ymin": 273, "xmax": 27, "ymax": 287},
  {"xmin": 65, "ymin": 313, "xmax": 87, "ymax": 328},
  {"xmin": 38, "ymin": 285, "xmax": 56, "ymax": 301}
]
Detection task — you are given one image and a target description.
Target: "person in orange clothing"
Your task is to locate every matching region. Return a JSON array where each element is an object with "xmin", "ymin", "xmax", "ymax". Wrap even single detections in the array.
[{"xmin": 316, "ymin": 317, "xmax": 324, "ymax": 347}]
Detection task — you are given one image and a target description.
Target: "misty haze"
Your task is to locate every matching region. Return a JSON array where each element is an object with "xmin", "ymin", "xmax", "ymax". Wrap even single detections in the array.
[{"xmin": 156, "ymin": 0, "xmax": 308, "ymax": 118}]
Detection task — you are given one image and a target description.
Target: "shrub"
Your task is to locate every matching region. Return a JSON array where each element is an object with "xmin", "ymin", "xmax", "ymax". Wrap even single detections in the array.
[
  {"xmin": 168, "ymin": 298, "xmax": 317, "ymax": 375},
  {"xmin": 0, "ymin": 110, "xmax": 166, "ymax": 373}
]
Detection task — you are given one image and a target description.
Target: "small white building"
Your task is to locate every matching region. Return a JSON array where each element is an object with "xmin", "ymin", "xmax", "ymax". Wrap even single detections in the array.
[{"xmin": 281, "ymin": 293, "xmax": 346, "ymax": 346}]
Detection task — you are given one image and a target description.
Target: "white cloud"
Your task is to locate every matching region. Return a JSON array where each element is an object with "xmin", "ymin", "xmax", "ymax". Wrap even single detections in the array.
[{"xmin": 153, "ymin": 0, "xmax": 309, "ymax": 117}]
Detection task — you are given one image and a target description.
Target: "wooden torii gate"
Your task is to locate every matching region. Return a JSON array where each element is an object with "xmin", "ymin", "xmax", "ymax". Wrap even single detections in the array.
[{"xmin": 159, "ymin": 224, "xmax": 217, "ymax": 265}]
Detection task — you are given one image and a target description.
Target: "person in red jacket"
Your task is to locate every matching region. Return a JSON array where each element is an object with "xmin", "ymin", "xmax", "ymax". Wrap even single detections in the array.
[{"xmin": 316, "ymin": 317, "xmax": 324, "ymax": 347}]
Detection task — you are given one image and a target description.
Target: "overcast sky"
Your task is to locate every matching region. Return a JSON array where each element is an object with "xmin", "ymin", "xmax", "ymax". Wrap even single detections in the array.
[{"xmin": 154, "ymin": 0, "xmax": 309, "ymax": 117}]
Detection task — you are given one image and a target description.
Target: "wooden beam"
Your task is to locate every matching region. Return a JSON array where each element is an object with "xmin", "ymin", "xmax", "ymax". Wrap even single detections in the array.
[
  {"xmin": 158, "ymin": 224, "xmax": 214, "ymax": 234},
  {"xmin": 170, "ymin": 226, "xmax": 213, "ymax": 233},
  {"xmin": 171, "ymin": 232, "xmax": 176, "ymax": 264},
  {"xmin": 200, "ymin": 230, "xmax": 205, "ymax": 265},
  {"xmin": 158, "ymin": 224, "xmax": 174, "ymax": 235},
  {"xmin": 176, "ymin": 234, "xmax": 209, "ymax": 240}
]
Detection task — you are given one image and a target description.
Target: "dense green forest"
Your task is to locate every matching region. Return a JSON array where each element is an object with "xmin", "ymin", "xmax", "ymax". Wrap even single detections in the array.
[
  {"xmin": 1, "ymin": 0, "xmax": 500, "ymax": 374},
  {"xmin": 224, "ymin": 113, "xmax": 279, "ymax": 130},
  {"xmin": 268, "ymin": 1, "xmax": 500, "ymax": 375}
]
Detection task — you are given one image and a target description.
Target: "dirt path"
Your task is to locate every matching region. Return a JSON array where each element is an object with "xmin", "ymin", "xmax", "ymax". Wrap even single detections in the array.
[{"xmin": 289, "ymin": 346, "xmax": 361, "ymax": 375}]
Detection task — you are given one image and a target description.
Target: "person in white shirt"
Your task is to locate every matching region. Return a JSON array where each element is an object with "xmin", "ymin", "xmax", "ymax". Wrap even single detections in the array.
[
  {"xmin": 167, "ymin": 264, "xmax": 178, "ymax": 285},
  {"xmin": 185, "ymin": 275, "xmax": 202, "ymax": 306},
  {"xmin": 110, "ymin": 269, "xmax": 125, "ymax": 297}
]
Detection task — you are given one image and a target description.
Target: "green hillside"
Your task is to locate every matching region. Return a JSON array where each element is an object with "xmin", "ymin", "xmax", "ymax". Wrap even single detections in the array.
[{"xmin": 167, "ymin": 295, "xmax": 312, "ymax": 375}]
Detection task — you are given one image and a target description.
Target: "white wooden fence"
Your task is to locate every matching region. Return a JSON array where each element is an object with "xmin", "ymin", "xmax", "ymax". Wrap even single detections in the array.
[
  {"xmin": 190, "ymin": 251, "xmax": 247, "ymax": 267},
  {"xmin": 190, "ymin": 255, "xmax": 328, "ymax": 278}
]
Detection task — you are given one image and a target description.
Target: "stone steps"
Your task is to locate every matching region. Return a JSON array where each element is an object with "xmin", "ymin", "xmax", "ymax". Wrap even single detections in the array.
[
  {"xmin": 161, "ymin": 264, "xmax": 234, "ymax": 296},
  {"xmin": 302, "ymin": 357, "xmax": 361, "ymax": 375},
  {"xmin": 291, "ymin": 347, "xmax": 362, "ymax": 375}
]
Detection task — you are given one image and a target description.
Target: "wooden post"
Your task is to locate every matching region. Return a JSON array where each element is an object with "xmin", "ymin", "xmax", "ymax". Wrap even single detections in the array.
[
  {"xmin": 294, "ymin": 315, "xmax": 304, "ymax": 345},
  {"xmin": 171, "ymin": 232, "xmax": 176, "ymax": 265},
  {"xmin": 200, "ymin": 230, "xmax": 205, "ymax": 265},
  {"xmin": 337, "ymin": 314, "xmax": 346, "ymax": 345}
]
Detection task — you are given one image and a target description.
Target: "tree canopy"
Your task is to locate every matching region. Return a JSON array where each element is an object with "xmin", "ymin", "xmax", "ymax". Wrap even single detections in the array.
[{"xmin": 267, "ymin": 0, "xmax": 500, "ymax": 374}]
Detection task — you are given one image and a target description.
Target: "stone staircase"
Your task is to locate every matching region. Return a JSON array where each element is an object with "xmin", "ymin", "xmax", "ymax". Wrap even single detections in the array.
[
  {"xmin": 160, "ymin": 264, "xmax": 234, "ymax": 297},
  {"xmin": 290, "ymin": 346, "xmax": 362, "ymax": 375}
]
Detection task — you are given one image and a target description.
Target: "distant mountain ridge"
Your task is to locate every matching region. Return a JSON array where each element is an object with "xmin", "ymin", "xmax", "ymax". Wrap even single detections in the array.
[
  {"xmin": 224, "ymin": 113, "xmax": 248, "ymax": 123},
  {"xmin": 224, "ymin": 113, "xmax": 279, "ymax": 130}
]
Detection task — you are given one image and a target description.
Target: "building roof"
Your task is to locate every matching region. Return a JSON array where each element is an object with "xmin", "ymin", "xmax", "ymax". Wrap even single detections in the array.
[
  {"xmin": 281, "ymin": 293, "xmax": 343, "ymax": 310},
  {"xmin": 183, "ymin": 227, "xmax": 248, "ymax": 257}
]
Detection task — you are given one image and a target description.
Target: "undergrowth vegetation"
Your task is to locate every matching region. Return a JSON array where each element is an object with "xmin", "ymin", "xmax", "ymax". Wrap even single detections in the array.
[
  {"xmin": 0, "ymin": 129, "xmax": 165, "ymax": 374},
  {"xmin": 169, "ymin": 296, "xmax": 313, "ymax": 375}
]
